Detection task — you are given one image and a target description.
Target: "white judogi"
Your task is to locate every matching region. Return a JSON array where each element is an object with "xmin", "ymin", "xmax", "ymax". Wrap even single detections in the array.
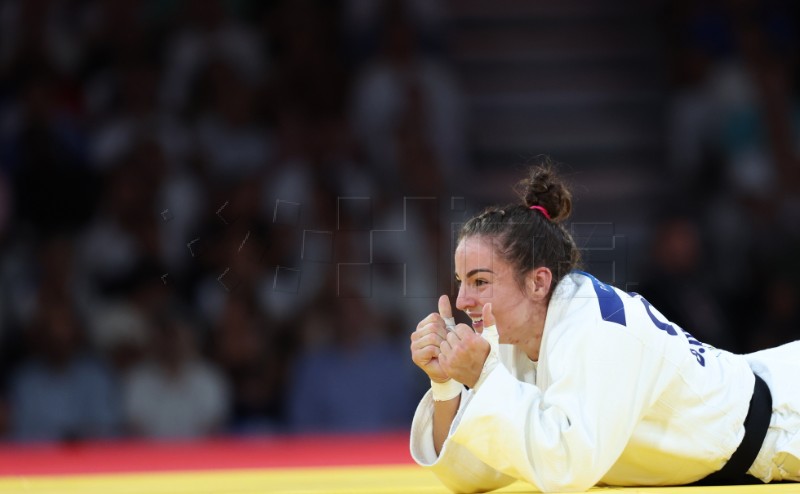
[{"xmin": 410, "ymin": 272, "xmax": 800, "ymax": 493}]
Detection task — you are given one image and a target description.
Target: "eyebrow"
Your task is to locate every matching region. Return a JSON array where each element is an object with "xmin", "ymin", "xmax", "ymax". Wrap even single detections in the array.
[{"xmin": 456, "ymin": 268, "xmax": 495, "ymax": 279}]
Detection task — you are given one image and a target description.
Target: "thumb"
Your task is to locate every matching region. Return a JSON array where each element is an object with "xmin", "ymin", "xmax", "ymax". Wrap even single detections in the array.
[
  {"xmin": 438, "ymin": 294, "xmax": 454, "ymax": 320},
  {"xmin": 482, "ymin": 302, "xmax": 496, "ymax": 329}
]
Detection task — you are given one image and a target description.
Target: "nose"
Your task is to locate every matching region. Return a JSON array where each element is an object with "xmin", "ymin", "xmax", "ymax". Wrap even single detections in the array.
[{"xmin": 455, "ymin": 283, "xmax": 476, "ymax": 312}]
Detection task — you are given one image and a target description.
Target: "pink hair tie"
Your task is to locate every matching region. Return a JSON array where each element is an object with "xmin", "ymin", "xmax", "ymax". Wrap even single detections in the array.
[{"xmin": 529, "ymin": 205, "xmax": 551, "ymax": 220}]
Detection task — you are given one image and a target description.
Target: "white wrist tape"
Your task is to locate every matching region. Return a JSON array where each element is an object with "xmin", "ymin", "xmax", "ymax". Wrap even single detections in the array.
[{"xmin": 431, "ymin": 379, "xmax": 463, "ymax": 401}]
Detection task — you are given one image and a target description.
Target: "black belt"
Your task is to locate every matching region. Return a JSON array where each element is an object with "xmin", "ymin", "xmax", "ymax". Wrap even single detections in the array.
[{"xmin": 696, "ymin": 373, "xmax": 773, "ymax": 486}]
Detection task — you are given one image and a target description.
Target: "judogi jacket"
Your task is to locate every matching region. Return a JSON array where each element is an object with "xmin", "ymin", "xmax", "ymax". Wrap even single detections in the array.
[{"xmin": 410, "ymin": 271, "xmax": 755, "ymax": 492}]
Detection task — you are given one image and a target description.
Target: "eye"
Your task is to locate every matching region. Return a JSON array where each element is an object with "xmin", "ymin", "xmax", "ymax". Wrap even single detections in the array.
[{"xmin": 474, "ymin": 279, "xmax": 488, "ymax": 287}]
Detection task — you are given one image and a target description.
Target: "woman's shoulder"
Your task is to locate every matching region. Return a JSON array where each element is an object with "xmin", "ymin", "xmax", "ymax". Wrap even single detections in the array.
[
  {"xmin": 547, "ymin": 271, "xmax": 646, "ymax": 341},
  {"xmin": 550, "ymin": 271, "xmax": 618, "ymax": 318}
]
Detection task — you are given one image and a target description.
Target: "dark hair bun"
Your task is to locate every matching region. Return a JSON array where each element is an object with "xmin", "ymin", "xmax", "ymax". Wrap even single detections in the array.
[{"xmin": 516, "ymin": 159, "xmax": 573, "ymax": 223}]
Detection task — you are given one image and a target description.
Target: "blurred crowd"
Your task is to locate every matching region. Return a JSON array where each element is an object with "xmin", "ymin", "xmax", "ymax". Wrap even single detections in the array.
[
  {"xmin": 647, "ymin": 0, "xmax": 800, "ymax": 353},
  {"xmin": 0, "ymin": 0, "xmax": 797, "ymax": 443},
  {"xmin": 0, "ymin": 0, "xmax": 458, "ymax": 442}
]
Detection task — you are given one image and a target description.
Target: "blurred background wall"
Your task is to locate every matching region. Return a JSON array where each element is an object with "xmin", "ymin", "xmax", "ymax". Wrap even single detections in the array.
[{"xmin": 0, "ymin": 0, "xmax": 798, "ymax": 442}]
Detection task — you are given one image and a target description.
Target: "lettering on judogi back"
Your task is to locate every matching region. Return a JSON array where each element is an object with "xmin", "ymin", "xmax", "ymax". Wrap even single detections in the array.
[{"xmin": 576, "ymin": 271, "xmax": 708, "ymax": 367}]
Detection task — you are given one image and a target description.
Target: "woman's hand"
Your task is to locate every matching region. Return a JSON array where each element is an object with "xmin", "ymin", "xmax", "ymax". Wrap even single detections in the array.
[
  {"xmin": 410, "ymin": 295, "xmax": 456, "ymax": 383},
  {"xmin": 439, "ymin": 303, "xmax": 494, "ymax": 388}
]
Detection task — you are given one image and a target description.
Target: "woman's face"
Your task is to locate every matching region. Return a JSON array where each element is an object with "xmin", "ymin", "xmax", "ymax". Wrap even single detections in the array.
[{"xmin": 454, "ymin": 235, "xmax": 546, "ymax": 350}]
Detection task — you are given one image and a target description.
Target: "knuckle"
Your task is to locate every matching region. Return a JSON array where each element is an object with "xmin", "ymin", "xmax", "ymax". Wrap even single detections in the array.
[{"xmin": 417, "ymin": 314, "xmax": 435, "ymax": 328}]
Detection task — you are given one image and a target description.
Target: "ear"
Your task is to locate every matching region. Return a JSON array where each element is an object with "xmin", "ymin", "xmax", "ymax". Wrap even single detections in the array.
[{"xmin": 526, "ymin": 267, "xmax": 553, "ymax": 301}]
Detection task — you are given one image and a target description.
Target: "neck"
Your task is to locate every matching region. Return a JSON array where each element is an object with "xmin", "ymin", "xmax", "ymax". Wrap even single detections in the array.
[
  {"xmin": 521, "ymin": 323, "xmax": 545, "ymax": 361},
  {"xmin": 521, "ymin": 299, "xmax": 549, "ymax": 361}
]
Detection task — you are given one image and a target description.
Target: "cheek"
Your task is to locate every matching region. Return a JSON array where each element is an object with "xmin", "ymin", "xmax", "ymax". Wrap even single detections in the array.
[
  {"xmin": 491, "ymin": 301, "xmax": 513, "ymax": 328},
  {"xmin": 493, "ymin": 298, "xmax": 527, "ymax": 334},
  {"xmin": 494, "ymin": 311, "xmax": 517, "ymax": 343}
]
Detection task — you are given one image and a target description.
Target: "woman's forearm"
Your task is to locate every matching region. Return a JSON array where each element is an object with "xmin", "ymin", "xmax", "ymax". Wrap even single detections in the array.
[{"xmin": 433, "ymin": 395, "xmax": 461, "ymax": 455}]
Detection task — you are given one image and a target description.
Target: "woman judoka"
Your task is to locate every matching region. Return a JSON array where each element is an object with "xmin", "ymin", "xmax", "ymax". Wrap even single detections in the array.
[{"xmin": 409, "ymin": 164, "xmax": 800, "ymax": 492}]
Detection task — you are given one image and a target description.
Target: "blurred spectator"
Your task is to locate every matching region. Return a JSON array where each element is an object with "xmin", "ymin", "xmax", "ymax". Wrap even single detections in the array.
[
  {"xmin": 0, "ymin": 233, "xmax": 79, "ymax": 335},
  {"xmin": 749, "ymin": 277, "xmax": 800, "ymax": 352},
  {"xmin": 193, "ymin": 59, "xmax": 273, "ymax": 181},
  {"xmin": 161, "ymin": 0, "xmax": 267, "ymax": 115},
  {"xmin": 122, "ymin": 312, "xmax": 229, "ymax": 439},
  {"xmin": 157, "ymin": 159, "xmax": 207, "ymax": 275},
  {"xmin": 350, "ymin": 0, "xmax": 465, "ymax": 188},
  {"xmin": 76, "ymin": 161, "xmax": 157, "ymax": 294},
  {"xmin": 637, "ymin": 214, "xmax": 731, "ymax": 349},
  {"xmin": 8, "ymin": 299, "xmax": 119, "ymax": 442},
  {"xmin": 367, "ymin": 194, "xmax": 448, "ymax": 332},
  {"xmin": 87, "ymin": 302, "xmax": 149, "ymax": 375},
  {"xmin": 88, "ymin": 58, "xmax": 173, "ymax": 171},
  {"xmin": 287, "ymin": 295, "xmax": 420, "ymax": 432},
  {"xmin": 212, "ymin": 293, "xmax": 292, "ymax": 433}
]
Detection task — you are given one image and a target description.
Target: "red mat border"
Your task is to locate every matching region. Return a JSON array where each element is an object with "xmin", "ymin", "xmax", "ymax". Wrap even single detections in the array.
[{"xmin": 0, "ymin": 432, "xmax": 413, "ymax": 475}]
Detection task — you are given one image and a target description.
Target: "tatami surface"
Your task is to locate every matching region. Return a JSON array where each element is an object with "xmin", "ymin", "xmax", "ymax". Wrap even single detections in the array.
[
  {"xmin": 0, "ymin": 433, "xmax": 798, "ymax": 494},
  {"xmin": 3, "ymin": 467, "xmax": 800, "ymax": 494}
]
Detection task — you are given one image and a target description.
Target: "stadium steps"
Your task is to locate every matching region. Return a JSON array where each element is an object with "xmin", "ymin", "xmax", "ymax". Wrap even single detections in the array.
[{"xmin": 442, "ymin": 0, "xmax": 668, "ymax": 213}]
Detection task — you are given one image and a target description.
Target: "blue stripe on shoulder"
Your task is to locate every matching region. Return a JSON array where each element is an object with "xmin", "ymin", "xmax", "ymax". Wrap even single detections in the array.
[{"xmin": 573, "ymin": 271, "xmax": 627, "ymax": 326}]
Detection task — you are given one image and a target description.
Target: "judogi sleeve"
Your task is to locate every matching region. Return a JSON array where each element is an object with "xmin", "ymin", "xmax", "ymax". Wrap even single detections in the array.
[{"xmin": 410, "ymin": 388, "xmax": 516, "ymax": 493}]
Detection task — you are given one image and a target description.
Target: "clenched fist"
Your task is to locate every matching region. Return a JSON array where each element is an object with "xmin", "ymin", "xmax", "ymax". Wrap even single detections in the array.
[
  {"xmin": 410, "ymin": 295, "xmax": 455, "ymax": 383},
  {"xmin": 439, "ymin": 303, "xmax": 495, "ymax": 388}
]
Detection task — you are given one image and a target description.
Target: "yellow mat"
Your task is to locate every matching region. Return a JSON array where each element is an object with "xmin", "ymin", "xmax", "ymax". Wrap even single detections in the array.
[{"xmin": 1, "ymin": 465, "xmax": 799, "ymax": 494}]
